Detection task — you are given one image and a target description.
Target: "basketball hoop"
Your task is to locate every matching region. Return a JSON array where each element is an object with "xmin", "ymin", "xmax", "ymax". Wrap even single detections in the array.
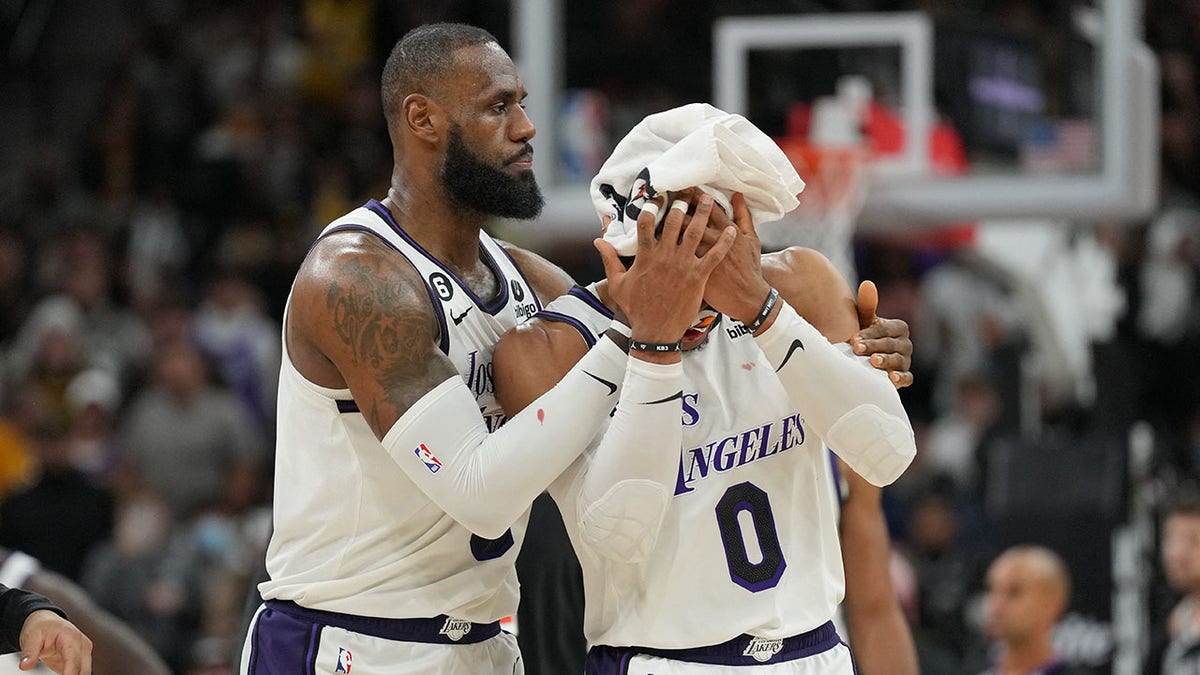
[{"xmin": 759, "ymin": 139, "xmax": 874, "ymax": 280}]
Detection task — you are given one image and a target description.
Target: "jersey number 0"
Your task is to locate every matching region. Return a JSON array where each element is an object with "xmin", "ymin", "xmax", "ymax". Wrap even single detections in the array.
[{"xmin": 715, "ymin": 482, "xmax": 787, "ymax": 592}]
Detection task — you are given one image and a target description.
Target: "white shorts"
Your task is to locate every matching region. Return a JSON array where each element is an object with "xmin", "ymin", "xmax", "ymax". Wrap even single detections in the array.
[
  {"xmin": 240, "ymin": 601, "xmax": 523, "ymax": 675},
  {"xmin": 584, "ymin": 621, "xmax": 854, "ymax": 674}
]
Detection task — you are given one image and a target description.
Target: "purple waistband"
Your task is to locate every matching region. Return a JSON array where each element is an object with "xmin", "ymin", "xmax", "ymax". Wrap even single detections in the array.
[
  {"xmin": 264, "ymin": 600, "xmax": 501, "ymax": 645},
  {"xmin": 595, "ymin": 621, "xmax": 840, "ymax": 667}
]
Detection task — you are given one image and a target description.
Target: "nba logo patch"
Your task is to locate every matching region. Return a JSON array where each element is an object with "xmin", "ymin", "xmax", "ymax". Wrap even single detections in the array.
[
  {"xmin": 335, "ymin": 647, "xmax": 353, "ymax": 673},
  {"xmin": 414, "ymin": 443, "xmax": 442, "ymax": 474}
]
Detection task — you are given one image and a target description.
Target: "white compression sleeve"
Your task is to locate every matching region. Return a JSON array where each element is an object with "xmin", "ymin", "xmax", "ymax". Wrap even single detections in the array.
[
  {"xmin": 574, "ymin": 357, "xmax": 683, "ymax": 563},
  {"xmin": 754, "ymin": 301, "xmax": 916, "ymax": 487},
  {"xmin": 382, "ymin": 336, "xmax": 627, "ymax": 538}
]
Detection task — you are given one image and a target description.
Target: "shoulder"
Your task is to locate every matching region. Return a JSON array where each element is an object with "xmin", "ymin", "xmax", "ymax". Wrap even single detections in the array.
[
  {"xmin": 287, "ymin": 230, "xmax": 442, "ymax": 386},
  {"xmin": 494, "ymin": 239, "xmax": 575, "ymax": 305},
  {"xmin": 761, "ymin": 246, "xmax": 857, "ymax": 342},
  {"xmin": 292, "ymin": 231, "xmax": 434, "ymax": 322}
]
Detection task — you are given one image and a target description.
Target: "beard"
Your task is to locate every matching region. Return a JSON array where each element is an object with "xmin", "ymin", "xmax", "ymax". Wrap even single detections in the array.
[{"xmin": 441, "ymin": 125, "xmax": 544, "ymax": 220}]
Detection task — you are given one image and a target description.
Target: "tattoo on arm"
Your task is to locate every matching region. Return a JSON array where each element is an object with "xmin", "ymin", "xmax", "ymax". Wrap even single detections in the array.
[{"xmin": 325, "ymin": 254, "xmax": 450, "ymax": 434}]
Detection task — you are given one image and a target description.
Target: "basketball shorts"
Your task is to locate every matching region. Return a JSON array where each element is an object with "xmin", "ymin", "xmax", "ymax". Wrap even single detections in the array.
[
  {"xmin": 240, "ymin": 600, "xmax": 523, "ymax": 675},
  {"xmin": 584, "ymin": 621, "xmax": 854, "ymax": 674}
]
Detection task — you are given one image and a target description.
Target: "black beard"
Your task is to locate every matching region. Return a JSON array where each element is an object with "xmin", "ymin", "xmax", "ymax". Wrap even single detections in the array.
[{"xmin": 441, "ymin": 126, "xmax": 544, "ymax": 220}]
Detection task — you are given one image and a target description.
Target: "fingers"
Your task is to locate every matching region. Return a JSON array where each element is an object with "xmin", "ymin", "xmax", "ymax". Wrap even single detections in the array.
[
  {"xmin": 696, "ymin": 226, "xmax": 737, "ymax": 276},
  {"xmin": 696, "ymin": 224, "xmax": 728, "ymax": 256},
  {"xmin": 679, "ymin": 194, "xmax": 714, "ymax": 254},
  {"xmin": 855, "ymin": 336, "xmax": 912, "ymax": 365},
  {"xmin": 854, "ymin": 317, "xmax": 912, "ymax": 347},
  {"xmin": 635, "ymin": 198, "xmax": 664, "ymax": 252},
  {"xmin": 890, "ymin": 370, "xmax": 914, "ymax": 389},
  {"xmin": 593, "ymin": 238, "xmax": 626, "ymax": 282},
  {"xmin": 731, "ymin": 191, "xmax": 754, "ymax": 236},
  {"xmin": 855, "ymin": 279, "xmax": 879, "ymax": 330},
  {"xmin": 660, "ymin": 196, "xmax": 689, "ymax": 246}
]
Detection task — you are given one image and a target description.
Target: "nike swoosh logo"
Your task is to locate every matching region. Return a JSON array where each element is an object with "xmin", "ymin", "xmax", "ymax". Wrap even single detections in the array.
[
  {"xmin": 640, "ymin": 391, "xmax": 683, "ymax": 405},
  {"xmin": 583, "ymin": 371, "xmax": 618, "ymax": 396},
  {"xmin": 451, "ymin": 306, "xmax": 472, "ymax": 325},
  {"xmin": 775, "ymin": 339, "xmax": 805, "ymax": 372}
]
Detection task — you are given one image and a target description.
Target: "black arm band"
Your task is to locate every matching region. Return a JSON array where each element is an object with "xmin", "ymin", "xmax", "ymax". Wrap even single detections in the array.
[
  {"xmin": 629, "ymin": 339, "xmax": 683, "ymax": 353},
  {"xmin": 744, "ymin": 287, "xmax": 780, "ymax": 334}
]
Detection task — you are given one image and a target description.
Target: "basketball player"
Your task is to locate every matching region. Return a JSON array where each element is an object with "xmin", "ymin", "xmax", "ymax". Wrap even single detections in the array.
[
  {"xmin": 494, "ymin": 190, "xmax": 917, "ymax": 673},
  {"xmin": 0, "ymin": 581, "xmax": 90, "ymax": 675},
  {"xmin": 512, "ymin": 283, "xmax": 920, "ymax": 675},
  {"xmin": 238, "ymin": 23, "xmax": 736, "ymax": 675}
]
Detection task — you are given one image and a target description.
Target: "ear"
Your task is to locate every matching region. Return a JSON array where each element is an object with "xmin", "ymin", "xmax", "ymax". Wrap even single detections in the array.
[{"xmin": 403, "ymin": 93, "xmax": 445, "ymax": 144}]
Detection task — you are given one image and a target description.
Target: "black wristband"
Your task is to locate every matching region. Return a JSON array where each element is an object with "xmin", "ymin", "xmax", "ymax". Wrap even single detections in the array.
[
  {"xmin": 744, "ymin": 287, "xmax": 780, "ymax": 334},
  {"xmin": 629, "ymin": 339, "xmax": 683, "ymax": 353}
]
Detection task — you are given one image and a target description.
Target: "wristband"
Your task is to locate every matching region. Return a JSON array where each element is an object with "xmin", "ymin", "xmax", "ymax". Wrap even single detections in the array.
[
  {"xmin": 629, "ymin": 339, "xmax": 683, "ymax": 353},
  {"xmin": 744, "ymin": 287, "xmax": 780, "ymax": 334}
]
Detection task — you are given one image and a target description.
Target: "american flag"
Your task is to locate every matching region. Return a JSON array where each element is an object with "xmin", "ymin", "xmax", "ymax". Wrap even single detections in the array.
[{"xmin": 1021, "ymin": 119, "xmax": 1095, "ymax": 173}]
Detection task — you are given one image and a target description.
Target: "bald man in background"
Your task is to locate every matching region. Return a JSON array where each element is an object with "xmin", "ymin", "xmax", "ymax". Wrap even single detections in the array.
[{"xmin": 979, "ymin": 545, "xmax": 1095, "ymax": 675}]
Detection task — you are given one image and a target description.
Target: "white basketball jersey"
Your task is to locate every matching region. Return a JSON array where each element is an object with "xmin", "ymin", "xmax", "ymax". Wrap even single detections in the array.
[
  {"xmin": 544, "ymin": 285, "xmax": 845, "ymax": 650},
  {"xmin": 260, "ymin": 200, "xmax": 541, "ymax": 622}
]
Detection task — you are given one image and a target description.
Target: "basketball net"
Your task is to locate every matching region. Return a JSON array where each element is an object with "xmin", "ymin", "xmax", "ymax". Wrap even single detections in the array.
[
  {"xmin": 759, "ymin": 76, "xmax": 875, "ymax": 282},
  {"xmin": 760, "ymin": 139, "xmax": 873, "ymax": 282}
]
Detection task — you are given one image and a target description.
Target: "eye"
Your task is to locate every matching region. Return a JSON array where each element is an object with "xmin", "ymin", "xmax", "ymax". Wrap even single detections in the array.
[{"xmin": 492, "ymin": 103, "xmax": 507, "ymax": 114}]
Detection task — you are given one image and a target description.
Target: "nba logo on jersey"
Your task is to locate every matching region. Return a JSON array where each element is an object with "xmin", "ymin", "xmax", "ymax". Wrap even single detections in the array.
[
  {"xmin": 414, "ymin": 443, "xmax": 442, "ymax": 474},
  {"xmin": 743, "ymin": 637, "xmax": 784, "ymax": 662},
  {"xmin": 439, "ymin": 617, "xmax": 472, "ymax": 641},
  {"xmin": 335, "ymin": 647, "xmax": 353, "ymax": 672}
]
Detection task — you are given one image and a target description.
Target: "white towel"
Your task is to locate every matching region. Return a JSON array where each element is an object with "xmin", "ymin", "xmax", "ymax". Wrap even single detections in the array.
[{"xmin": 590, "ymin": 103, "xmax": 806, "ymax": 256}]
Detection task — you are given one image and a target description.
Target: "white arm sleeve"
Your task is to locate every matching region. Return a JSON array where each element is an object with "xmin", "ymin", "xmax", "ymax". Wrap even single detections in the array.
[
  {"xmin": 754, "ymin": 301, "xmax": 916, "ymax": 486},
  {"xmin": 382, "ymin": 336, "xmax": 627, "ymax": 538},
  {"xmin": 574, "ymin": 357, "xmax": 683, "ymax": 563}
]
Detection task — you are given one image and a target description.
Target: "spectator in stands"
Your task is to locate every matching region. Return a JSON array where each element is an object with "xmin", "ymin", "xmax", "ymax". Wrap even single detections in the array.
[
  {"xmin": 1145, "ymin": 491, "xmax": 1200, "ymax": 674},
  {"xmin": 977, "ymin": 545, "xmax": 1094, "ymax": 675},
  {"xmin": 118, "ymin": 340, "xmax": 264, "ymax": 522},
  {"xmin": 0, "ymin": 419, "xmax": 113, "ymax": 582}
]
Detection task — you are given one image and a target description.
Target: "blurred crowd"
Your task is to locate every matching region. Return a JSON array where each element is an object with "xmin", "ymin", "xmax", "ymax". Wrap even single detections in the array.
[{"xmin": 0, "ymin": 0, "xmax": 1197, "ymax": 673}]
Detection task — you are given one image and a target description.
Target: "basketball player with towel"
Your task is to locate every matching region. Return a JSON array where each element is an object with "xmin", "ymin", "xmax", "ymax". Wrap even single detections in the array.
[
  {"xmin": 238, "ymin": 24, "xmax": 738, "ymax": 675},
  {"xmin": 494, "ymin": 104, "xmax": 918, "ymax": 674}
]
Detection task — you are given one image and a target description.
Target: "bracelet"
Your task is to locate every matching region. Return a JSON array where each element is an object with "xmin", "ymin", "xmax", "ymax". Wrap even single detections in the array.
[
  {"xmin": 629, "ymin": 339, "xmax": 683, "ymax": 353},
  {"xmin": 744, "ymin": 287, "xmax": 780, "ymax": 334}
]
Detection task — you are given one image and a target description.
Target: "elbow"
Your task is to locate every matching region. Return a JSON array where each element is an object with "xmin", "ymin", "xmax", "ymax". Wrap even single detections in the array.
[
  {"xmin": 453, "ymin": 504, "xmax": 521, "ymax": 541},
  {"xmin": 578, "ymin": 481, "xmax": 669, "ymax": 563},
  {"xmin": 827, "ymin": 405, "xmax": 916, "ymax": 488}
]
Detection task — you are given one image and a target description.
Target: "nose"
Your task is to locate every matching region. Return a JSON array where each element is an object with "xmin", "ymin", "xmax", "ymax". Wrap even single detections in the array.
[{"xmin": 511, "ymin": 104, "xmax": 536, "ymax": 143}]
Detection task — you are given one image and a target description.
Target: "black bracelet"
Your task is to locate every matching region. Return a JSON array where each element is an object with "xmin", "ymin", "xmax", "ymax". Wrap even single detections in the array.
[
  {"xmin": 629, "ymin": 339, "xmax": 683, "ymax": 353},
  {"xmin": 744, "ymin": 287, "xmax": 780, "ymax": 334}
]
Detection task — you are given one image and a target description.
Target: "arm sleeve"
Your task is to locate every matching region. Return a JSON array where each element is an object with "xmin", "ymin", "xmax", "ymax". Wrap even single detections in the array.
[
  {"xmin": 0, "ymin": 584, "xmax": 66, "ymax": 655},
  {"xmin": 572, "ymin": 357, "xmax": 684, "ymax": 563},
  {"xmin": 754, "ymin": 301, "xmax": 916, "ymax": 486},
  {"xmin": 382, "ymin": 336, "xmax": 628, "ymax": 538}
]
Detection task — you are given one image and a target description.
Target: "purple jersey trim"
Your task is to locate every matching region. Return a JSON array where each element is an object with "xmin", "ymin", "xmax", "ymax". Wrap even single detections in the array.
[
  {"xmin": 365, "ymin": 200, "xmax": 513, "ymax": 315},
  {"xmin": 492, "ymin": 239, "xmax": 544, "ymax": 313},
  {"xmin": 586, "ymin": 621, "xmax": 839, "ymax": 670},
  {"xmin": 568, "ymin": 285, "xmax": 614, "ymax": 318},
  {"xmin": 314, "ymin": 222, "xmax": 451, "ymax": 355},
  {"xmin": 263, "ymin": 600, "xmax": 501, "ymax": 644},
  {"xmin": 536, "ymin": 310, "xmax": 598, "ymax": 347}
]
